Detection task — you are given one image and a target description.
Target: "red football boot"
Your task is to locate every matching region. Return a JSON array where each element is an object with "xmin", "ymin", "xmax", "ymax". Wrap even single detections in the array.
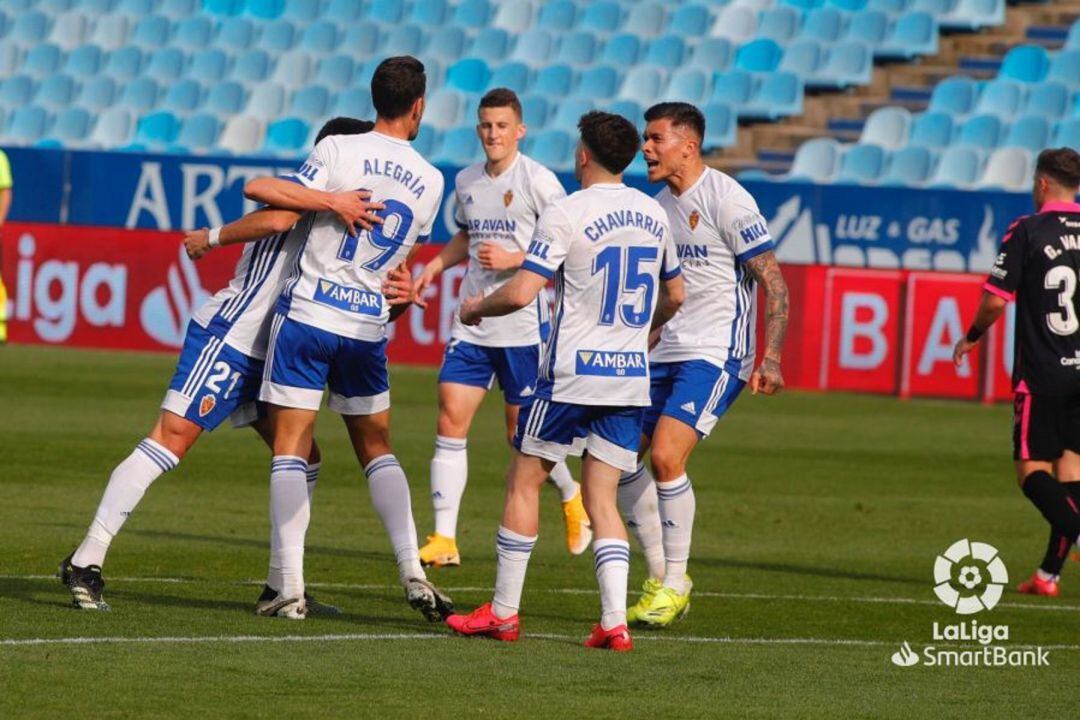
[
  {"xmin": 445, "ymin": 602, "xmax": 520, "ymax": 641},
  {"xmin": 584, "ymin": 623, "xmax": 633, "ymax": 652},
  {"xmin": 1017, "ymin": 572, "xmax": 1060, "ymax": 597}
]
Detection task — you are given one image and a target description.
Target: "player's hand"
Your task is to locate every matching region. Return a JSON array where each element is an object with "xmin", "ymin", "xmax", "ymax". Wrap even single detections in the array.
[
  {"xmin": 184, "ymin": 228, "xmax": 211, "ymax": 260},
  {"xmin": 648, "ymin": 327, "xmax": 662, "ymax": 350},
  {"xmin": 382, "ymin": 262, "xmax": 415, "ymax": 306},
  {"xmin": 749, "ymin": 357, "xmax": 784, "ymax": 396},
  {"xmin": 953, "ymin": 338, "xmax": 976, "ymax": 367},
  {"xmin": 331, "ymin": 190, "xmax": 385, "ymax": 232},
  {"xmin": 477, "ymin": 242, "xmax": 523, "ymax": 271},
  {"xmin": 459, "ymin": 294, "xmax": 484, "ymax": 326},
  {"xmin": 412, "ymin": 266, "xmax": 439, "ymax": 310}
]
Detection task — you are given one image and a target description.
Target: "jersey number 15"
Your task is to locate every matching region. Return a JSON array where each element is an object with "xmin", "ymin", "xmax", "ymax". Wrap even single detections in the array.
[
  {"xmin": 337, "ymin": 198, "xmax": 414, "ymax": 271},
  {"xmin": 591, "ymin": 245, "xmax": 658, "ymax": 328}
]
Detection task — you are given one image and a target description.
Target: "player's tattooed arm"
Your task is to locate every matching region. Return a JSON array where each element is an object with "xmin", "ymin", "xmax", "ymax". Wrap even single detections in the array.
[
  {"xmin": 745, "ymin": 250, "xmax": 788, "ymax": 395},
  {"xmin": 459, "ymin": 269, "xmax": 547, "ymax": 325},
  {"xmin": 184, "ymin": 208, "xmax": 301, "ymax": 260},
  {"xmin": 243, "ymin": 177, "xmax": 384, "ymax": 231},
  {"xmin": 651, "ymin": 274, "xmax": 686, "ymax": 332}
]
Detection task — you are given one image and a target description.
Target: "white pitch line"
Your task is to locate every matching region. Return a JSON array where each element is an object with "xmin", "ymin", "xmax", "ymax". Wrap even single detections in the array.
[{"xmin": 6, "ymin": 574, "xmax": 1079, "ymax": 613}]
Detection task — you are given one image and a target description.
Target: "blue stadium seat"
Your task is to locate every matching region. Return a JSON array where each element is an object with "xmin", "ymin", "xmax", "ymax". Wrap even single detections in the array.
[
  {"xmin": 1054, "ymin": 119, "xmax": 1080, "ymax": 148},
  {"xmin": 130, "ymin": 14, "xmax": 170, "ymax": 47},
  {"xmin": 644, "ymin": 35, "xmax": 686, "ymax": 68},
  {"xmin": 454, "ymin": 0, "xmax": 492, "ymax": 29},
  {"xmin": 512, "ymin": 29, "xmax": 555, "ymax": 66},
  {"xmin": 0, "ymin": 75, "xmax": 35, "ymax": 108},
  {"xmin": 260, "ymin": 19, "xmax": 297, "ymax": 53},
  {"xmin": 410, "ymin": 0, "xmax": 448, "ymax": 26},
  {"xmin": 520, "ymin": 94, "xmax": 549, "ymax": 126},
  {"xmin": 618, "ymin": 66, "xmax": 663, "ymax": 105},
  {"xmin": 527, "ymin": 129, "xmax": 572, "ymax": 171},
  {"xmin": 487, "ymin": 62, "xmax": 531, "ymax": 93},
  {"xmin": 332, "ymin": 87, "xmax": 372, "ymax": 118},
  {"xmin": 352, "ymin": 59, "xmax": 381, "ymax": 88},
  {"xmin": 758, "ymin": 8, "xmax": 800, "ymax": 43},
  {"xmin": 232, "ymin": 49, "xmax": 270, "ymax": 83},
  {"xmin": 411, "ymin": 125, "xmax": 440, "ymax": 158},
  {"xmin": 555, "ymin": 31, "xmax": 598, "ymax": 66},
  {"xmin": 908, "ymin": 112, "xmax": 954, "ymax": 148},
  {"xmin": 115, "ymin": 0, "xmax": 154, "ymax": 11},
  {"xmin": 50, "ymin": 12, "xmax": 90, "ymax": 50},
  {"xmin": 860, "ymin": 107, "xmax": 912, "ymax": 149},
  {"xmin": 976, "ymin": 147, "xmax": 1030, "ymax": 190},
  {"xmin": 446, "ymin": 58, "xmax": 491, "ymax": 93},
  {"xmin": 205, "ymin": 81, "xmax": 246, "ymax": 114},
  {"xmin": 911, "ymin": 0, "xmax": 952, "ymax": 13},
  {"xmin": 928, "ymin": 77, "xmax": 977, "ymax": 115},
  {"xmin": 743, "ymin": 71, "xmax": 803, "ymax": 119},
  {"xmin": 1003, "ymin": 115, "xmax": 1050, "ymax": 153},
  {"xmin": 64, "ymin": 44, "xmax": 103, "ymax": 77},
  {"xmin": 315, "ymin": 55, "xmax": 356, "ymax": 90},
  {"xmin": 837, "ymin": 143, "xmax": 887, "ymax": 183},
  {"xmin": 425, "ymin": 89, "xmax": 465, "ymax": 130},
  {"xmin": 780, "ymin": 40, "xmax": 824, "ymax": 79},
  {"xmin": 1046, "ymin": 50, "xmax": 1080, "ymax": 88},
  {"xmin": 35, "ymin": 74, "xmax": 77, "ymax": 110},
  {"xmin": 0, "ymin": 43, "xmax": 18, "ymax": 77},
  {"xmin": 285, "ymin": 85, "xmax": 328, "ymax": 122},
  {"xmin": 160, "ymin": 0, "xmax": 197, "ymax": 17},
  {"xmin": 493, "ymin": 0, "xmax": 534, "ymax": 33},
  {"xmin": 90, "ymin": 14, "xmax": 129, "ymax": 51},
  {"xmin": 573, "ymin": 65, "xmax": 620, "ymax": 99},
  {"xmin": 711, "ymin": 70, "xmax": 754, "ymax": 107},
  {"xmin": 814, "ymin": 42, "xmax": 874, "ymax": 90},
  {"xmin": 578, "ymin": 1, "xmax": 621, "ymax": 33},
  {"xmin": 89, "ymin": 106, "xmax": 134, "ymax": 147},
  {"xmin": 145, "ymin": 47, "xmax": 185, "ymax": 83},
  {"xmin": 134, "ymin": 110, "xmax": 181, "ymax": 147},
  {"xmin": 782, "ymin": 0, "xmax": 826, "ymax": 9},
  {"xmin": 202, "ymin": 0, "xmax": 243, "ymax": 15},
  {"xmin": 300, "ymin": 21, "xmax": 340, "ymax": 54},
  {"xmin": 552, "ymin": 98, "xmax": 594, "ymax": 130},
  {"xmin": 343, "ymin": 22, "xmax": 380, "ymax": 56},
  {"xmin": 245, "ymin": 0, "xmax": 284, "ymax": 19},
  {"xmin": 428, "ymin": 26, "xmax": 466, "ymax": 61},
  {"xmin": 668, "ymin": 4, "xmax": 711, "ymax": 38},
  {"xmin": 701, "ymin": 102, "xmax": 736, "ymax": 148},
  {"xmin": 189, "ymin": 48, "xmax": 228, "ymax": 80},
  {"xmin": 162, "ymin": 78, "xmax": 202, "ymax": 113},
  {"xmin": 12, "ymin": 11, "xmax": 50, "ymax": 47},
  {"xmin": 605, "ymin": 99, "xmax": 642, "ymax": 122},
  {"xmin": 1022, "ymin": 82, "xmax": 1069, "ymax": 119},
  {"xmin": 173, "ymin": 113, "xmax": 221, "ymax": 152},
  {"xmin": 468, "ymin": 28, "xmax": 510, "ymax": 63},
  {"xmin": 736, "ymin": 39, "xmax": 784, "ymax": 73},
  {"xmin": 690, "ymin": 38, "xmax": 733, "ymax": 72},
  {"xmin": 283, "ymin": 0, "xmax": 319, "ymax": 22},
  {"xmin": 601, "ymin": 34, "xmax": 642, "ymax": 67},
  {"xmin": 1067, "ymin": 21, "xmax": 1080, "ymax": 50},
  {"xmin": 218, "ymin": 115, "xmax": 265, "ymax": 154},
  {"xmin": 867, "ymin": 0, "xmax": 910, "ymax": 12},
  {"xmin": 119, "ymin": 77, "xmax": 159, "ymax": 111},
  {"xmin": 847, "ymin": 10, "xmax": 888, "ymax": 46},
  {"xmin": 218, "ymin": 17, "xmax": 255, "ymax": 49},
  {"xmin": 973, "ymin": 80, "xmax": 1023, "ymax": 119},
  {"xmin": 246, "ymin": 82, "xmax": 286, "ymax": 117},
  {"xmin": 7, "ymin": 105, "xmax": 50, "ymax": 143},
  {"xmin": 78, "ymin": 75, "xmax": 119, "ymax": 111},
  {"xmin": 174, "ymin": 16, "xmax": 212, "ymax": 50},
  {"xmin": 880, "ymin": 146, "xmax": 934, "ymax": 186},
  {"xmin": 998, "ymin": 44, "xmax": 1049, "ymax": 83},
  {"xmin": 384, "ymin": 25, "xmax": 426, "ymax": 55},
  {"xmin": 829, "ymin": 0, "xmax": 868, "ymax": 10},
  {"xmin": 40, "ymin": 107, "xmax": 92, "ymax": 147},
  {"xmin": 663, "ymin": 67, "xmax": 711, "ymax": 104},
  {"xmin": 366, "ymin": 0, "xmax": 405, "ymax": 23},
  {"xmin": 940, "ymin": 0, "xmax": 1004, "ymax": 33},
  {"xmin": 533, "ymin": 64, "xmax": 574, "ymax": 97},
  {"xmin": 538, "ymin": 0, "xmax": 577, "ymax": 31},
  {"xmin": 434, "ymin": 126, "xmax": 483, "ymax": 166},
  {"xmin": 79, "ymin": 0, "xmax": 120, "ymax": 12},
  {"xmin": 802, "ymin": 8, "xmax": 844, "ymax": 43},
  {"xmin": 956, "ymin": 114, "xmax": 1003, "ymax": 148},
  {"xmin": 325, "ymin": 0, "xmax": 363, "ymax": 21},
  {"xmin": 710, "ymin": 5, "xmax": 758, "ymax": 44},
  {"xmin": 878, "ymin": 11, "xmax": 938, "ymax": 61},
  {"xmin": 264, "ymin": 117, "xmax": 309, "ymax": 155},
  {"xmin": 625, "ymin": 2, "xmax": 667, "ymax": 39},
  {"xmin": 272, "ymin": 51, "xmax": 312, "ymax": 88},
  {"xmin": 787, "ymin": 138, "xmax": 843, "ymax": 182},
  {"xmin": 24, "ymin": 43, "xmax": 63, "ymax": 78}
]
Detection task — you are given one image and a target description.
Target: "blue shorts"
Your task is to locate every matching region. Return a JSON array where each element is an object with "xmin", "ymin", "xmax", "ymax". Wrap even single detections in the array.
[
  {"xmin": 162, "ymin": 321, "xmax": 264, "ymax": 431},
  {"xmin": 260, "ymin": 314, "xmax": 390, "ymax": 415},
  {"xmin": 513, "ymin": 397, "xmax": 644, "ymax": 473},
  {"xmin": 644, "ymin": 360, "xmax": 746, "ymax": 439},
  {"xmin": 438, "ymin": 338, "xmax": 540, "ymax": 406}
]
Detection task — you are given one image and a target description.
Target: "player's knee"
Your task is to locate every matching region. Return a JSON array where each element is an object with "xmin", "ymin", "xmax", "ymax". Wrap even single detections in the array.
[
  {"xmin": 436, "ymin": 411, "xmax": 469, "ymax": 439},
  {"xmin": 650, "ymin": 446, "xmax": 686, "ymax": 482},
  {"xmin": 153, "ymin": 414, "xmax": 200, "ymax": 459}
]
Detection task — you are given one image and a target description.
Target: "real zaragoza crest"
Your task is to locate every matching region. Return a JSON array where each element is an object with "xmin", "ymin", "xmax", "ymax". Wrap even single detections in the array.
[
  {"xmin": 504, "ymin": 190, "xmax": 514, "ymax": 207},
  {"xmin": 689, "ymin": 210, "xmax": 700, "ymax": 230}
]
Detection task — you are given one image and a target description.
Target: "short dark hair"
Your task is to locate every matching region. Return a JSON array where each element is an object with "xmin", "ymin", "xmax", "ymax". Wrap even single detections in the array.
[
  {"xmin": 577, "ymin": 111, "xmax": 640, "ymax": 175},
  {"xmin": 1036, "ymin": 147, "xmax": 1080, "ymax": 189},
  {"xmin": 478, "ymin": 88, "xmax": 522, "ymax": 121},
  {"xmin": 644, "ymin": 102, "xmax": 705, "ymax": 143},
  {"xmin": 315, "ymin": 117, "xmax": 374, "ymax": 145},
  {"xmin": 371, "ymin": 56, "xmax": 426, "ymax": 120}
]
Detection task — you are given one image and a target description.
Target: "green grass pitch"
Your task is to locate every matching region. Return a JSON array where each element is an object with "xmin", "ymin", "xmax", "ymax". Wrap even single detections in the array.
[{"xmin": 1, "ymin": 344, "xmax": 1077, "ymax": 718}]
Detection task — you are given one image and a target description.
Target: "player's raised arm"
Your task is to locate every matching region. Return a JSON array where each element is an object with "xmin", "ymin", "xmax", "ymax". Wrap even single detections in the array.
[
  {"xmin": 184, "ymin": 208, "xmax": 301, "ymax": 260},
  {"xmin": 744, "ymin": 249, "xmax": 789, "ymax": 395}
]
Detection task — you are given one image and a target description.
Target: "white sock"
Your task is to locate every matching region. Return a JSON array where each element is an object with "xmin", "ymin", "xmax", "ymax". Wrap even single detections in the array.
[
  {"xmin": 430, "ymin": 436, "xmax": 467, "ymax": 539},
  {"xmin": 365, "ymin": 454, "xmax": 425, "ymax": 584},
  {"xmin": 593, "ymin": 538, "xmax": 631, "ymax": 630},
  {"xmin": 618, "ymin": 463, "xmax": 665, "ymax": 580},
  {"xmin": 657, "ymin": 474, "xmax": 695, "ymax": 594},
  {"xmin": 266, "ymin": 460, "xmax": 321, "ymax": 592},
  {"xmin": 306, "ymin": 461, "xmax": 321, "ymax": 504},
  {"xmin": 269, "ymin": 455, "xmax": 310, "ymax": 600},
  {"xmin": 72, "ymin": 438, "xmax": 178, "ymax": 568},
  {"xmin": 548, "ymin": 461, "xmax": 579, "ymax": 502},
  {"xmin": 492, "ymin": 526, "xmax": 536, "ymax": 618}
]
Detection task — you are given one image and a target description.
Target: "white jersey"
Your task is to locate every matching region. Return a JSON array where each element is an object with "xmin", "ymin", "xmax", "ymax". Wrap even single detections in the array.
[
  {"xmin": 650, "ymin": 168, "xmax": 774, "ymax": 380},
  {"xmin": 190, "ymin": 227, "xmax": 303, "ymax": 360},
  {"xmin": 278, "ymin": 131, "xmax": 444, "ymax": 341},
  {"xmin": 523, "ymin": 183, "xmax": 680, "ymax": 406},
  {"xmin": 451, "ymin": 153, "xmax": 566, "ymax": 347}
]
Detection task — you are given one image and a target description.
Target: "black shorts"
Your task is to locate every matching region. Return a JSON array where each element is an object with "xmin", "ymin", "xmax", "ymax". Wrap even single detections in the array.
[{"xmin": 1013, "ymin": 392, "xmax": 1080, "ymax": 461}]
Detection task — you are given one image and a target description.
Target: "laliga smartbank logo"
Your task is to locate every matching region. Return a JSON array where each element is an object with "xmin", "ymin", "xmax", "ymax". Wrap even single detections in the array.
[{"xmin": 890, "ymin": 539, "xmax": 1050, "ymax": 668}]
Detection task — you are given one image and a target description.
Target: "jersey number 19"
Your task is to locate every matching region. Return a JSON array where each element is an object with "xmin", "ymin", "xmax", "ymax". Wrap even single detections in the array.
[{"xmin": 337, "ymin": 199, "xmax": 414, "ymax": 271}]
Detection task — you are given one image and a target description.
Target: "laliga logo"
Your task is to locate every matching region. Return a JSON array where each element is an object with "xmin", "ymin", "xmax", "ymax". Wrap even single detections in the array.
[
  {"xmin": 933, "ymin": 538, "xmax": 1008, "ymax": 615},
  {"xmin": 140, "ymin": 244, "xmax": 209, "ymax": 348}
]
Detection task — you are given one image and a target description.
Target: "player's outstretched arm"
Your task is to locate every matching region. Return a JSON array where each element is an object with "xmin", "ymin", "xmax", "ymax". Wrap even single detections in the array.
[
  {"xmin": 745, "ymin": 250, "xmax": 789, "ymax": 395},
  {"xmin": 184, "ymin": 208, "xmax": 301, "ymax": 260},
  {"xmin": 243, "ymin": 177, "xmax": 383, "ymax": 231},
  {"xmin": 651, "ymin": 274, "xmax": 686, "ymax": 331},
  {"xmin": 413, "ymin": 230, "xmax": 470, "ymax": 308},
  {"xmin": 458, "ymin": 268, "xmax": 547, "ymax": 325},
  {"xmin": 953, "ymin": 291, "xmax": 1008, "ymax": 366}
]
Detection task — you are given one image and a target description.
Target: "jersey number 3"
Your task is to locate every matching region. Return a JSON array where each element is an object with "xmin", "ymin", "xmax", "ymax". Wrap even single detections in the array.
[
  {"xmin": 337, "ymin": 198, "xmax": 414, "ymax": 271},
  {"xmin": 591, "ymin": 246, "xmax": 658, "ymax": 328},
  {"xmin": 1045, "ymin": 265, "xmax": 1080, "ymax": 335}
]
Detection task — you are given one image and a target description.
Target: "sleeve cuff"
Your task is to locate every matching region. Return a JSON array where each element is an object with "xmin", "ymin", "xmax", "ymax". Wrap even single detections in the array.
[
  {"xmin": 521, "ymin": 260, "xmax": 554, "ymax": 280},
  {"xmin": 982, "ymin": 282, "xmax": 1014, "ymax": 301},
  {"xmin": 735, "ymin": 240, "xmax": 775, "ymax": 264},
  {"xmin": 660, "ymin": 265, "xmax": 682, "ymax": 281}
]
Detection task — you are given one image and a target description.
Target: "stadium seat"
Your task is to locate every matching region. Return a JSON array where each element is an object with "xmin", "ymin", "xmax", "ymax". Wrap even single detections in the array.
[
  {"xmin": 624, "ymin": 2, "xmax": 666, "ymax": 39},
  {"xmin": 409, "ymin": 0, "xmax": 447, "ymax": 26},
  {"xmin": 325, "ymin": 0, "xmax": 363, "ymax": 21},
  {"xmin": 205, "ymin": 81, "xmax": 246, "ymax": 114},
  {"xmin": 1046, "ymin": 50, "xmax": 1080, "ymax": 89},
  {"xmin": 343, "ymin": 22, "xmax": 381, "ymax": 56},
  {"xmin": 810, "ymin": 42, "xmax": 873, "ymax": 90},
  {"xmin": 573, "ymin": 65, "xmax": 620, "ymax": 100},
  {"xmin": 977, "ymin": 147, "xmax": 1031, "ymax": 190},
  {"xmin": 556, "ymin": 31, "xmax": 598, "ymax": 66},
  {"xmin": 578, "ymin": 1, "xmax": 621, "ymax": 33},
  {"xmin": 315, "ymin": 55, "xmax": 356, "ymax": 90},
  {"xmin": 668, "ymin": 4, "xmax": 711, "ymax": 38},
  {"xmin": 300, "ymin": 21, "xmax": 340, "ymax": 55},
  {"xmin": 64, "ymin": 44, "xmax": 103, "ymax": 78},
  {"xmin": 1067, "ymin": 21, "xmax": 1080, "ymax": 50},
  {"xmin": 837, "ymin": 143, "xmax": 887, "ymax": 183},
  {"xmin": 487, "ymin": 61, "xmax": 531, "ymax": 93},
  {"xmin": 860, "ymin": 107, "xmax": 912, "ymax": 150},
  {"xmin": 434, "ymin": 125, "xmax": 483, "ymax": 166},
  {"xmin": 880, "ymin": 146, "xmax": 935, "ymax": 186},
  {"xmin": 537, "ymin": 0, "xmax": 575, "ymax": 31},
  {"xmin": 758, "ymin": 8, "xmax": 800, "ymax": 43},
  {"xmin": 134, "ymin": 110, "xmax": 181, "ymax": 147},
  {"xmin": 605, "ymin": 99, "xmax": 642, "ymax": 122},
  {"xmin": 160, "ymin": 0, "xmax": 198, "ymax": 17},
  {"xmin": 246, "ymin": 82, "xmax": 286, "ymax": 118},
  {"xmin": 352, "ymin": 58, "xmax": 381, "ymax": 88},
  {"xmin": 928, "ymin": 146, "xmax": 983, "ymax": 188},
  {"xmin": 493, "ymin": 0, "xmax": 534, "ymax": 33},
  {"xmin": 78, "ymin": 75, "xmax": 119, "ymax": 111},
  {"xmin": 11, "ymin": 11, "xmax": 50, "ymax": 48},
  {"xmin": 802, "ymin": 8, "xmax": 844, "ymax": 43},
  {"xmin": 411, "ymin": 125, "xmax": 440, "ymax": 158},
  {"xmin": 90, "ymin": 106, "xmax": 134, "ymax": 147},
  {"xmin": 115, "ymin": 0, "xmax": 155, "ymax": 12},
  {"xmin": 50, "ymin": 12, "xmax": 90, "ymax": 50},
  {"xmin": 468, "ymin": 28, "xmax": 510, "ymax": 63},
  {"xmin": 161, "ymin": 78, "xmax": 203, "ymax": 113},
  {"xmin": 743, "ymin": 71, "xmax": 803, "ymax": 119},
  {"xmin": 520, "ymin": 94, "xmax": 550, "ymax": 126},
  {"xmin": 246, "ymin": 0, "xmax": 284, "ymax": 19},
  {"xmin": 908, "ymin": 111, "xmax": 954, "ymax": 148},
  {"xmin": 868, "ymin": 0, "xmax": 911, "ymax": 11},
  {"xmin": 218, "ymin": 17, "xmax": 255, "ymax": 49},
  {"xmin": 424, "ymin": 89, "xmax": 464, "ymax": 130},
  {"xmin": 644, "ymin": 35, "xmax": 686, "ymax": 68},
  {"xmin": 512, "ymin": 29, "xmax": 555, "ymax": 66},
  {"xmin": 24, "ymin": 44, "xmax": 63, "ymax": 78},
  {"xmin": 202, "ymin": 0, "xmax": 243, "ymax": 15},
  {"xmin": 446, "ymin": 58, "xmax": 491, "ymax": 93},
  {"xmin": 710, "ymin": 5, "xmax": 759, "ymax": 44},
  {"xmin": 35, "ymin": 74, "xmax": 77, "ymax": 111},
  {"xmin": 601, "ymin": 34, "xmax": 643, "ymax": 67},
  {"xmin": 664, "ymin": 67, "xmax": 711, "ymax": 104},
  {"xmin": 787, "ymin": 138, "xmax": 843, "ymax": 182},
  {"xmin": 997, "ymin": 44, "xmax": 1049, "ymax": 84},
  {"xmin": 911, "ymin": 0, "xmax": 952, "ymax": 14},
  {"xmin": 0, "ymin": 75, "xmax": 35, "ymax": 108},
  {"xmin": 271, "ymin": 52, "xmax": 312, "ymax": 89},
  {"xmin": 533, "ymin": 64, "xmax": 574, "ymax": 97},
  {"xmin": 78, "ymin": 0, "xmax": 120, "ymax": 11},
  {"xmin": 956, "ymin": 113, "xmax": 1003, "ymax": 148},
  {"xmin": 1023, "ymin": 82, "xmax": 1070, "ymax": 119},
  {"xmin": 689, "ymin": 38, "xmax": 733, "ymax": 72},
  {"xmin": 847, "ymin": 10, "xmax": 888, "ymax": 46},
  {"xmin": 830, "ymin": 0, "xmax": 868, "ymax": 10},
  {"xmin": 189, "ymin": 48, "xmax": 228, "ymax": 80},
  {"xmin": 6, "ymin": 105, "xmax": 49, "ymax": 144},
  {"xmin": 528, "ymin": 129, "xmax": 573, "ymax": 171},
  {"xmin": 331, "ymin": 87, "xmax": 373, "ymax": 118},
  {"xmin": 264, "ymin": 117, "xmax": 309, "ymax": 156},
  {"xmin": 428, "ymin": 26, "xmax": 466, "ymax": 62},
  {"xmin": 104, "ymin": 46, "xmax": 143, "ymax": 81},
  {"xmin": 711, "ymin": 70, "xmax": 755, "ymax": 107},
  {"xmin": 260, "ymin": 19, "xmax": 297, "ymax": 53},
  {"xmin": 940, "ymin": 0, "xmax": 1004, "ymax": 32},
  {"xmin": 454, "ymin": 0, "xmax": 492, "ymax": 29},
  {"xmin": 174, "ymin": 16, "xmax": 212, "ymax": 50},
  {"xmin": 973, "ymin": 80, "xmax": 1023, "ymax": 119},
  {"xmin": 928, "ymin": 77, "xmax": 978, "ymax": 115},
  {"xmin": 288, "ymin": 85, "xmax": 330, "ymax": 122},
  {"xmin": 130, "ymin": 14, "xmax": 170, "ymax": 48},
  {"xmin": 40, "ymin": 107, "xmax": 92, "ymax": 147},
  {"xmin": 780, "ymin": 40, "xmax": 824, "ymax": 79},
  {"xmin": 736, "ymin": 39, "xmax": 784, "ymax": 73},
  {"xmin": 143, "ymin": 47, "xmax": 184, "ymax": 83},
  {"xmin": 701, "ymin": 102, "xmax": 736, "ymax": 148},
  {"xmin": 1054, "ymin": 118, "xmax": 1080, "ymax": 148},
  {"xmin": 552, "ymin": 97, "xmax": 594, "ymax": 131},
  {"xmin": 119, "ymin": 77, "xmax": 159, "ymax": 111},
  {"xmin": 618, "ymin": 66, "xmax": 663, "ymax": 106},
  {"xmin": 283, "ymin": 0, "xmax": 319, "ymax": 22},
  {"xmin": 878, "ymin": 12, "xmax": 938, "ymax": 60},
  {"xmin": 1003, "ymin": 115, "xmax": 1050, "ymax": 153},
  {"xmin": 217, "ymin": 115, "xmax": 265, "ymax": 154}
]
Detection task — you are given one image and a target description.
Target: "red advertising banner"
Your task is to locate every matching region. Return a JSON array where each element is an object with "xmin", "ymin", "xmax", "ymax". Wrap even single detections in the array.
[{"xmin": 984, "ymin": 303, "xmax": 1018, "ymax": 403}]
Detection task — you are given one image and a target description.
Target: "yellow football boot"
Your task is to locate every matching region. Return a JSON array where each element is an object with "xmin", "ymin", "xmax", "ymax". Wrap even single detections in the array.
[
  {"xmin": 627, "ymin": 577, "xmax": 663, "ymax": 625},
  {"xmin": 637, "ymin": 576, "xmax": 692, "ymax": 627},
  {"xmin": 562, "ymin": 489, "xmax": 593, "ymax": 555},
  {"xmin": 419, "ymin": 533, "xmax": 461, "ymax": 567}
]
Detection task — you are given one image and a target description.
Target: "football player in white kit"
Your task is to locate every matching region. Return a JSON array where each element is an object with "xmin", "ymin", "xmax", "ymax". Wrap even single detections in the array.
[
  {"xmin": 618, "ymin": 103, "xmax": 790, "ymax": 627},
  {"xmin": 411, "ymin": 88, "xmax": 591, "ymax": 569},
  {"xmin": 58, "ymin": 118, "xmax": 383, "ymax": 613},
  {"xmin": 446, "ymin": 112, "xmax": 685, "ymax": 651},
  {"xmin": 241, "ymin": 57, "xmax": 451, "ymax": 621}
]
